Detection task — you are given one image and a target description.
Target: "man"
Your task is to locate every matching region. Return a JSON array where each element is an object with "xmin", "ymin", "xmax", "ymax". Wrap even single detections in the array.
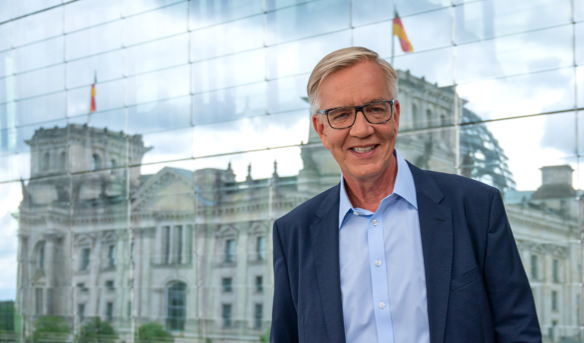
[{"xmin": 270, "ymin": 47, "xmax": 541, "ymax": 342}]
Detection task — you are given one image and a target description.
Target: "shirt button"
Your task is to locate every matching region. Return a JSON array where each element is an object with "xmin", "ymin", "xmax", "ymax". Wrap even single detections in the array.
[
  {"xmin": 372, "ymin": 219, "xmax": 378, "ymax": 226},
  {"xmin": 375, "ymin": 260, "xmax": 381, "ymax": 266},
  {"xmin": 379, "ymin": 302, "xmax": 386, "ymax": 309},
  {"xmin": 353, "ymin": 211, "xmax": 359, "ymax": 216}
]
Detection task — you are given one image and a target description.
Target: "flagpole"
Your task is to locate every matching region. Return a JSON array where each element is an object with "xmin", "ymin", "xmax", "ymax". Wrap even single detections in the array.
[{"xmin": 391, "ymin": 5, "xmax": 396, "ymax": 66}]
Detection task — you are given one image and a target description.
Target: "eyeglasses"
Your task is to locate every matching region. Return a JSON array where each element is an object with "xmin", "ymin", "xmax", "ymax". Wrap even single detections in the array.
[{"xmin": 317, "ymin": 100, "xmax": 395, "ymax": 129}]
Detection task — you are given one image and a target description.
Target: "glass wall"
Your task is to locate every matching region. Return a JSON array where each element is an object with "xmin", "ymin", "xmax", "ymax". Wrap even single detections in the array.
[{"xmin": 0, "ymin": 0, "xmax": 581, "ymax": 342}]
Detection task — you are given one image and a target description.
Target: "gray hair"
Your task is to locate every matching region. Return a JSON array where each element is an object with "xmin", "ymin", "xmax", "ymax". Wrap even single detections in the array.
[{"xmin": 307, "ymin": 47, "xmax": 398, "ymax": 117}]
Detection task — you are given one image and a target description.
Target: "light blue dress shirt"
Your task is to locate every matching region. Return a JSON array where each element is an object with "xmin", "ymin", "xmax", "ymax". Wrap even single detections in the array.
[{"xmin": 339, "ymin": 149, "xmax": 430, "ymax": 343}]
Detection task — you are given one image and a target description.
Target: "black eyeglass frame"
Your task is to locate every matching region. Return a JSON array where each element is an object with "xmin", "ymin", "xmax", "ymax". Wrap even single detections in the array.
[{"xmin": 316, "ymin": 99, "xmax": 396, "ymax": 129}]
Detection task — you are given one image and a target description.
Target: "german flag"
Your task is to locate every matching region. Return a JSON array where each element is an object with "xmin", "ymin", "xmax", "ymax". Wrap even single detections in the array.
[
  {"xmin": 393, "ymin": 10, "xmax": 413, "ymax": 53},
  {"xmin": 89, "ymin": 72, "xmax": 97, "ymax": 113}
]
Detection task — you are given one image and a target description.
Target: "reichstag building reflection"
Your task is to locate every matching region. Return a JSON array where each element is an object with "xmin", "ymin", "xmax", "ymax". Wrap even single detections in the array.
[{"xmin": 0, "ymin": 0, "xmax": 582, "ymax": 342}]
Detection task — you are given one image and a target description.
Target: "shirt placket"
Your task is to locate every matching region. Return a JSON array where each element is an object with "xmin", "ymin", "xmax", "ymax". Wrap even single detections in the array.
[{"xmin": 365, "ymin": 200, "xmax": 395, "ymax": 343}]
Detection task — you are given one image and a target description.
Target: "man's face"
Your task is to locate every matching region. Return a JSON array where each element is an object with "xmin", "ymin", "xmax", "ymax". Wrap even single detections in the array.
[{"xmin": 312, "ymin": 60, "xmax": 400, "ymax": 183}]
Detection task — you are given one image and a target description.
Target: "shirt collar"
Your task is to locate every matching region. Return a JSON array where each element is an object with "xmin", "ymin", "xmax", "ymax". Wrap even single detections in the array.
[{"xmin": 338, "ymin": 149, "xmax": 418, "ymax": 229}]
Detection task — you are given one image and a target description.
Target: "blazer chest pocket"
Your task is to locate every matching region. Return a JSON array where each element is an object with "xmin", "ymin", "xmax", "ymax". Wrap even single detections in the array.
[{"xmin": 451, "ymin": 266, "xmax": 482, "ymax": 290}]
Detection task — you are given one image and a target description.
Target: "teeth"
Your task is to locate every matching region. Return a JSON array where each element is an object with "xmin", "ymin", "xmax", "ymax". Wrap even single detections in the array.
[{"xmin": 352, "ymin": 146, "xmax": 375, "ymax": 153}]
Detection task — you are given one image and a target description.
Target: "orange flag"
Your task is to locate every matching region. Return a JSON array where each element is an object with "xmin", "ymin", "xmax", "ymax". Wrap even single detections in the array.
[
  {"xmin": 89, "ymin": 73, "xmax": 97, "ymax": 113},
  {"xmin": 393, "ymin": 10, "xmax": 413, "ymax": 53}
]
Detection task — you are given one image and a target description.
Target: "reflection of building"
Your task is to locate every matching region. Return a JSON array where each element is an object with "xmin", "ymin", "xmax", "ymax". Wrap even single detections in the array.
[{"xmin": 17, "ymin": 74, "xmax": 580, "ymax": 342}]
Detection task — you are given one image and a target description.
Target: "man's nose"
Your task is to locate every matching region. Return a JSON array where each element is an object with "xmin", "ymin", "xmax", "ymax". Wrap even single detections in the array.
[{"xmin": 349, "ymin": 109, "xmax": 374, "ymax": 137}]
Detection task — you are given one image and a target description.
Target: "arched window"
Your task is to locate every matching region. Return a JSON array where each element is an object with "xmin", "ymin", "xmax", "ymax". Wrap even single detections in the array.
[
  {"xmin": 92, "ymin": 154, "xmax": 101, "ymax": 170},
  {"xmin": 110, "ymin": 159, "xmax": 116, "ymax": 174},
  {"xmin": 426, "ymin": 109, "xmax": 433, "ymax": 128},
  {"xmin": 166, "ymin": 281, "xmax": 187, "ymax": 331},
  {"xmin": 42, "ymin": 152, "xmax": 50, "ymax": 171},
  {"xmin": 60, "ymin": 152, "xmax": 67, "ymax": 171},
  {"xmin": 412, "ymin": 104, "xmax": 419, "ymax": 129},
  {"xmin": 38, "ymin": 243, "xmax": 45, "ymax": 269}
]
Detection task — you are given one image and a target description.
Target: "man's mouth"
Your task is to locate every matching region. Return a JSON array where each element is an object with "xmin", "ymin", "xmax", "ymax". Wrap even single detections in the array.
[{"xmin": 350, "ymin": 145, "xmax": 377, "ymax": 153}]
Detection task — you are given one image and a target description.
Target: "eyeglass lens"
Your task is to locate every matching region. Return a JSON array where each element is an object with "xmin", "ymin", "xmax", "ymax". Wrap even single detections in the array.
[{"xmin": 328, "ymin": 102, "xmax": 393, "ymax": 128}]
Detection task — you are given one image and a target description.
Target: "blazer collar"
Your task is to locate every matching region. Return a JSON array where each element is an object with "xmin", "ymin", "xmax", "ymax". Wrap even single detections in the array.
[
  {"xmin": 310, "ymin": 184, "xmax": 347, "ymax": 343},
  {"xmin": 409, "ymin": 162, "xmax": 453, "ymax": 343}
]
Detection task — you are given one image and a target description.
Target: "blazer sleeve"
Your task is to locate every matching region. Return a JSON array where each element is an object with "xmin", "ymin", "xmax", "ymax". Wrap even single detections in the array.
[
  {"xmin": 484, "ymin": 190, "xmax": 542, "ymax": 342},
  {"xmin": 270, "ymin": 220, "xmax": 299, "ymax": 343}
]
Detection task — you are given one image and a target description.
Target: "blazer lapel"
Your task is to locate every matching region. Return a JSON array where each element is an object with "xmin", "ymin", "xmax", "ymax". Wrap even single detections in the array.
[
  {"xmin": 409, "ymin": 163, "xmax": 453, "ymax": 343},
  {"xmin": 310, "ymin": 184, "xmax": 346, "ymax": 343}
]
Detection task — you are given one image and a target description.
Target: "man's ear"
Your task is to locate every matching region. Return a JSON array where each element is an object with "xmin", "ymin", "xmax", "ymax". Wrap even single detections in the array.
[
  {"xmin": 312, "ymin": 114, "xmax": 330, "ymax": 150},
  {"xmin": 393, "ymin": 99, "xmax": 401, "ymax": 130}
]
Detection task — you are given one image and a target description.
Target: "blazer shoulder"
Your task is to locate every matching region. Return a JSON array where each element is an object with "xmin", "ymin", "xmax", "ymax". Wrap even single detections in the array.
[
  {"xmin": 419, "ymin": 168, "xmax": 501, "ymax": 204},
  {"xmin": 275, "ymin": 184, "xmax": 339, "ymax": 229}
]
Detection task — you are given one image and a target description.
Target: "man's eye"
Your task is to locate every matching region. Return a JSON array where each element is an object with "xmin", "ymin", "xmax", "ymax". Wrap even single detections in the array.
[{"xmin": 368, "ymin": 106, "xmax": 385, "ymax": 112}]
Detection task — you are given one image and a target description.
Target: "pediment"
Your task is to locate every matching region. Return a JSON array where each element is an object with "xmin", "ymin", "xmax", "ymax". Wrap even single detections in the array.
[{"xmin": 132, "ymin": 167, "xmax": 194, "ymax": 212}]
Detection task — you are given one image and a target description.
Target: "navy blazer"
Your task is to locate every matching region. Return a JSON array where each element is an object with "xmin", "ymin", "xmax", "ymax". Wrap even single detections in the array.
[{"xmin": 271, "ymin": 163, "xmax": 541, "ymax": 343}]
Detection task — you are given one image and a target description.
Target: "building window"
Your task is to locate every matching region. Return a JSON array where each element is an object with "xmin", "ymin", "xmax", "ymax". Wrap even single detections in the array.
[
  {"xmin": 127, "ymin": 301, "xmax": 132, "ymax": 319},
  {"xmin": 256, "ymin": 236, "xmax": 265, "ymax": 261},
  {"xmin": 130, "ymin": 242, "xmax": 135, "ymax": 261},
  {"xmin": 255, "ymin": 276, "xmax": 263, "ymax": 293},
  {"xmin": 225, "ymin": 239, "xmax": 235, "ymax": 263},
  {"xmin": 163, "ymin": 225, "xmax": 184, "ymax": 264},
  {"xmin": 60, "ymin": 151, "xmax": 67, "ymax": 170},
  {"xmin": 426, "ymin": 109, "xmax": 433, "ymax": 128},
  {"xmin": 105, "ymin": 280, "xmax": 114, "ymax": 291},
  {"xmin": 42, "ymin": 152, "xmax": 50, "ymax": 171},
  {"xmin": 222, "ymin": 304, "xmax": 232, "ymax": 328},
  {"xmin": 166, "ymin": 282, "xmax": 186, "ymax": 331},
  {"xmin": 254, "ymin": 304, "xmax": 263, "ymax": 329},
  {"xmin": 552, "ymin": 259, "xmax": 559, "ymax": 283},
  {"xmin": 222, "ymin": 278, "xmax": 233, "ymax": 293},
  {"xmin": 80, "ymin": 248, "xmax": 90, "ymax": 271},
  {"xmin": 110, "ymin": 159, "xmax": 116, "ymax": 174},
  {"xmin": 78, "ymin": 304, "xmax": 85, "ymax": 323},
  {"xmin": 92, "ymin": 154, "xmax": 101, "ymax": 170},
  {"xmin": 77, "ymin": 283, "xmax": 87, "ymax": 292},
  {"xmin": 108, "ymin": 245, "xmax": 115, "ymax": 268},
  {"xmin": 35, "ymin": 288, "xmax": 43, "ymax": 315},
  {"xmin": 551, "ymin": 291, "xmax": 558, "ymax": 311},
  {"xmin": 530, "ymin": 255, "xmax": 538, "ymax": 279},
  {"xmin": 106, "ymin": 302, "xmax": 113, "ymax": 322},
  {"xmin": 38, "ymin": 244, "xmax": 45, "ymax": 269}
]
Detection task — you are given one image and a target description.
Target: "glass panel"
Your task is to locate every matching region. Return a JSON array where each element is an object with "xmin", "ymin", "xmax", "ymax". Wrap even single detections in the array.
[
  {"xmin": 66, "ymin": 50, "xmax": 124, "ymax": 89},
  {"xmin": 577, "ymin": 0, "xmax": 584, "ymax": 23},
  {"xmin": 12, "ymin": 6, "xmax": 63, "ymax": 47},
  {"xmin": 65, "ymin": 21, "xmax": 123, "ymax": 61},
  {"xmin": 267, "ymin": 74, "xmax": 309, "ymax": 115},
  {"xmin": 266, "ymin": 0, "xmax": 350, "ymax": 45},
  {"xmin": 15, "ymin": 64, "xmax": 65, "ymax": 101},
  {"xmin": 64, "ymin": 0, "xmax": 121, "ymax": 33},
  {"xmin": 123, "ymin": 0, "xmax": 186, "ymax": 17},
  {"xmin": 352, "ymin": 0, "xmax": 449, "ymax": 27},
  {"xmin": 192, "ymin": 50, "xmax": 265, "ymax": 94},
  {"xmin": 457, "ymin": 68, "xmax": 575, "ymax": 122},
  {"xmin": 127, "ymin": 95, "xmax": 191, "ymax": 135},
  {"xmin": 14, "ymin": 36, "xmax": 64, "ymax": 74},
  {"xmin": 192, "ymin": 82, "xmax": 266, "ymax": 126},
  {"xmin": 266, "ymin": 30, "xmax": 352, "ymax": 80},
  {"xmin": 193, "ymin": 110, "xmax": 308, "ymax": 158},
  {"xmin": 578, "ymin": 66, "xmax": 584, "ymax": 109},
  {"xmin": 455, "ymin": 0, "xmax": 572, "ymax": 44},
  {"xmin": 0, "ymin": 50, "xmax": 14, "ymax": 79},
  {"xmin": 0, "ymin": 2, "xmax": 11, "ymax": 23},
  {"xmin": 9, "ymin": 0, "xmax": 61, "ymax": 18},
  {"xmin": 141, "ymin": 127, "xmax": 193, "ymax": 165},
  {"xmin": 190, "ymin": 15, "xmax": 264, "ymax": 62},
  {"xmin": 456, "ymin": 25, "xmax": 573, "ymax": 84},
  {"xmin": 0, "ymin": 153, "xmax": 30, "ymax": 181},
  {"xmin": 461, "ymin": 113, "xmax": 576, "ymax": 192},
  {"xmin": 16, "ymin": 92, "xmax": 66, "ymax": 127},
  {"xmin": 67, "ymin": 79, "xmax": 124, "ymax": 117},
  {"xmin": 15, "ymin": 119, "xmax": 68, "ymax": 155},
  {"xmin": 0, "ymin": 23, "xmax": 12, "ymax": 52},
  {"xmin": 354, "ymin": 8, "xmax": 452, "ymax": 59},
  {"xmin": 392, "ymin": 47, "xmax": 454, "ymax": 87},
  {"xmin": 576, "ymin": 22, "xmax": 584, "ymax": 66},
  {"xmin": 396, "ymin": 126, "xmax": 457, "ymax": 174},
  {"xmin": 125, "ymin": 33, "xmax": 189, "ymax": 77},
  {"xmin": 125, "ymin": 64, "xmax": 190, "ymax": 107},
  {"xmin": 123, "ymin": 2, "xmax": 188, "ymax": 47},
  {"xmin": 189, "ymin": 0, "xmax": 263, "ymax": 30},
  {"xmin": 68, "ymin": 108, "xmax": 127, "ymax": 134}
]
